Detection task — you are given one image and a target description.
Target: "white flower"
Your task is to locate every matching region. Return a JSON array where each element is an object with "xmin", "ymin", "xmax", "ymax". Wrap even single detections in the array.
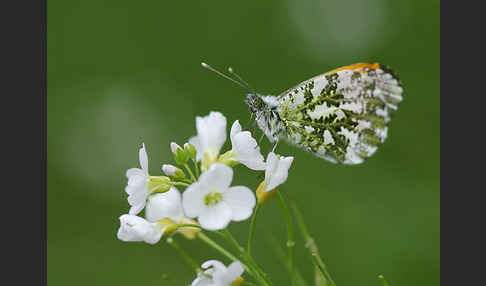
[
  {"xmin": 182, "ymin": 163, "xmax": 256, "ymax": 230},
  {"xmin": 125, "ymin": 143, "xmax": 151, "ymax": 215},
  {"xmin": 227, "ymin": 120, "xmax": 265, "ymax": 170},
  {"xmin": 146, "ymin": 187, "xmax": 185, "ymax": 222},
  {"xmin": 146, "ymin": 187, "xmax": 200, "ymax": 239},
  {"xmin": 117, "ymin": 214, "xmax": 169, "ymax": 244},
  {"xmin": 264, "ymin": 152, "xmax": 294, "ymax": 191},
  {"xmin": 189, "ymin": 112, "xmax": 227, "ymax": 162},
  {"xmin": 191, "ymin": 260, "xmax": 244, "ymax": 286}
]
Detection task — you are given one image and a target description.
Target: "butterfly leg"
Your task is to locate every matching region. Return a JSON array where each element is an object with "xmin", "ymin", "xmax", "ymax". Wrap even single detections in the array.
[
  {"xmin": 255, "ymin": 133, "xmax": 265, "ymax": 149},
  {"xmin": 251, "ymin": 119, "xmax": 258, "ymax": 135},
  {"xmin": 271, "ymin": 140, "xmax": 279, "ymax": 152}
]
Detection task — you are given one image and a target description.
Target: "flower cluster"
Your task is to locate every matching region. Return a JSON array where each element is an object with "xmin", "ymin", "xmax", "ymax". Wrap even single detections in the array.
[
  {"xmin": 116, "ymin": 109, "xmax": 396, "ymax": 286},
  {"xmin": 117, "ymin": 111, "xmax": 294, "ymax": 285}
]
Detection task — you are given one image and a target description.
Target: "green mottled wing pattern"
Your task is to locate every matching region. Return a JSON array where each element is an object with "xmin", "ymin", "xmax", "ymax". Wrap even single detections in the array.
[{"xmin": 275, "ymin": 63, "xmax": 403, "ymax": 164}]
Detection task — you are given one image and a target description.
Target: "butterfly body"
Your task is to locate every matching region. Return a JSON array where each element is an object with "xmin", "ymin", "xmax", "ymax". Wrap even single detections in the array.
[{"xmin": 245, "ymin": 63, "xmax": 403, "ymax": 165}]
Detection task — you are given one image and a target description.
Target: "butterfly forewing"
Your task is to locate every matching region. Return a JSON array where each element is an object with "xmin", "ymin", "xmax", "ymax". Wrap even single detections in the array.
[{"xmin": 275, "ymin": 63, "xmax": 403, "ymax": 164}]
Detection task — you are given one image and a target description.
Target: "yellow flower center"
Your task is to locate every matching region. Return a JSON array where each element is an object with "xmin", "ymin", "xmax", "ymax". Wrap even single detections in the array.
[{"xmin": 204, "ymin": 191, "xmax": 223, "ymax": 206}]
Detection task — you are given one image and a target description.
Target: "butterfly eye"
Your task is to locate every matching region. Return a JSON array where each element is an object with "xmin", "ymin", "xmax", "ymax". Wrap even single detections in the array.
[{"xmin": 254, "ymin": 97, "xmax": 265, "ymax": 110}]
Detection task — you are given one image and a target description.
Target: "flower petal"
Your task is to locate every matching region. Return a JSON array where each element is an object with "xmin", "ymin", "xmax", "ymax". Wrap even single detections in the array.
[
  {"xmin": 198, "ymin": 202, "xmax": 232, "ymax": 230},
  {"xmin": 182, "ymin": 182, "xmax": 207, "ymax": 218},
  {"xmin": 226, "ymin": 261, "xmax": 244, "ymax": 281},
  {"xmin": 199, "ymin": 163, "xmax": 233, "ymax": 192},
  {"xmin": 188, "ymin": 136, "xmax": 203, "ymax": 161},
  {"xmin": 265, "ymin": 152, "xmax": 294, "ymax": 191},
  {"xmin": 231, "ymin": 131, "xmax": 266, "ymax": 170},
  {"xmin": 139, "ymin": 143, "xmax": 149, "ymax": 174},
  {"xmin": 230, "ymin": 120, "xmax": 242, "ymax": 141},
  {"xmin": 127, "ymin": 174, "xmax": 145, "ymax": 189},
  {"xmin": 202, "ymin": 260, "xmax": 229, "ymax": 285},
  {"xmin": 201, "ymin": 260, "xmax": 227, "ymax": 272},
  {"xmin": 128, "ymin": 202, "xmax": 145, "ymax": 216},
  {"xmin": 145, "ymin": 187, "xmax": 184, "ymax": 222},
  {"xmin": 264, "ymin": 152, "xmax": 279, "ymax": 183},
  {"xmin": 117, "ymin": 214, "xmax": 162, "ymax": 244},
  {"xmin": 190, "ymin": 273, "xmax": 213, "ymax": 286},
  {"xmin": 196, "ymin": 112, "xmax": 227, "ymax": 157},
  {"xmin": 143, "ymin": 226, "xmax": 164, "ymax": 244},
  {"xmin": 224, "ymin": 186, "xmax": 256, "ymax": 221},
  {"xmin": 126, "ymin": 168, "xmax": 144, "ymax": 178},
  {"xmin": 127, "ymin": 186, "xmax": 147, "ymax": 205}
]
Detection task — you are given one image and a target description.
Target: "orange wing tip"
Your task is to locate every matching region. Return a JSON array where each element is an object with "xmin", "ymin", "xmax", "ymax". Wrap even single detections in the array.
[{"xmin": 325, "ymin": 63, "xmax": 381, "ymax": 75}]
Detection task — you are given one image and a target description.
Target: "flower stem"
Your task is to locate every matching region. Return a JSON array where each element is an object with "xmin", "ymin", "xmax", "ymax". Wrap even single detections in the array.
[
  {"xmin": 171, "ymin": 182, "xmax": 190, "ymax": 187},
  {"xmin": 264, "ymin": 232, "xmax": 309, "ymax": 286},
  {"xmin": 247, "ymin": 203, "xmax": 260, "ymax": 256},
  {"xmin": 196, "ymin": 232, "xmax": 241, "ymax": 268},
  {"xmin": 222, "ymin": 230, "xmax": 274, "ymax": 286},
  {"xmin": 193, "ymin": 159, "xmax": 200, "ymax": 178},
  {"xmin": 290, "ymin": 201, "xmax": 336, "ymax": 286},
  {"xmin": 184, "ymin": 163, "xmax": 197, "ymax": 182},
  {"xmin": 183, "ymin": 178, "xmax": 193, "ymax": 184},
  {"xmin": 197, "ymin": 231, "xmax": 269, "ymax": 285},
  {"xmin": 166, "ymin": 237, "xmax": 200, "ymax": 273},
  {"xmin": 176, "ymin": 224, "xmax": 202, "ymax": 230},
  {"xmin": 276, "ymin": 191, "xmax": 296, "ymax": 286}
]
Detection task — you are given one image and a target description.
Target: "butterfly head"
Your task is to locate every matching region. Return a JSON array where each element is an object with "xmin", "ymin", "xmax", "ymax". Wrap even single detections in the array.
[{"xmin": 245, "ymin": 93, "xmax": 266, "ymax": 114}]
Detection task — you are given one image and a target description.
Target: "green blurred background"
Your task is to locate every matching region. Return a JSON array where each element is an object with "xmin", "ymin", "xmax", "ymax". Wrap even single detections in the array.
[{"xmin": 48, "ymin": 0, "xmax": 439, "ymax": 285}]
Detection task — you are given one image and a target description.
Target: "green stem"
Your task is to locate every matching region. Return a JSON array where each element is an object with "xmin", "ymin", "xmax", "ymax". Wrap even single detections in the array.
[
  {"xmin": 222, "ymin": 229, "xmax": 244, "ymax": 254},
  {"xmin": 166, "ymin": 237, "xmax": 200, "ymax": 273},
  {"xmin": 311, "ymin": 255, "xmax": 336, "ymax": 286},
  {"xmin": 193, "ymin": 159, "xmax": 200, "ymax": 178},
  {"xmin": 264, "ymin": 233, "xmax": 309, "ymax": 286},
  {"xmin": 184, "ymin": 163, "xmax": 197, "ymax": 182},
  {"xmin": 247, "ymin": 203, "xmax": 260, "ymax": 256},
  {"xmin": 197, "ymin": 232, "xmax": 269, "ymax": 286},
  {"xmin": 276, "ymin": 191, "xmax": 296, "ymax": 286},
  {"xmin": 197, "ymin": 232, "xmax": 240, "ymax": 265},
  {"xmin": 183, "ymin": 178, "xmax": 193, "ymax": 184},
  {"xmin": 290, "ymin": 201, "xmax": 336, "ymax": 286},
  {"xmin": 171, "ymin": 182, "xmax": 190, "ymax": 187},
  {"xmin": 175, "ymin": 224, "xmax": 202, "ymax": 230},
  {"xmin": 222, "ymin": 230, "xmax": 273, "ymax": 286}
]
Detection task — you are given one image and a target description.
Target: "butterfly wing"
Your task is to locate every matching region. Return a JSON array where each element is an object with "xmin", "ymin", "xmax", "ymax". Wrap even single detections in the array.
[{"xmin": 276, "ymin": 63, "xmax": 403, "ymax": 164}]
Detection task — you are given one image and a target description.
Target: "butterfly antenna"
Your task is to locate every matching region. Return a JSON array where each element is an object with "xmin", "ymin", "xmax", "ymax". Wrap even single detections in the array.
[
  {"xmin": 227, "ymin": 67, "xmax": 254, "ymax": 92},
  {"xmin": 201, "ymin": 62, "xmax": 249, "ymax": 91}
]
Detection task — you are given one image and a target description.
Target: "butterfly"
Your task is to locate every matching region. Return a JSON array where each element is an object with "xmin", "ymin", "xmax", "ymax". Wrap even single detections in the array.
[{"xmin": 202, "ymin": 62, "xmax": 403, "ymax": 165}]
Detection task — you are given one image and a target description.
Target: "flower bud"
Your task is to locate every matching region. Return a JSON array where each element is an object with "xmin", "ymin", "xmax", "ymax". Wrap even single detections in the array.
[
  {"xmin": 162, "ymin": 164, "xmax": 186, "ymax": 180},
  {"xmin": 256, "ymin": 181, "xmax": 276, "ymax": 205},
  {"xmin": 170, "ymin": 142, "xmax": 182, "ymax": 154},
  {"xmin": 184, "ymin": 142, "xmax": 197, "ymax": 159},
  {"xmin": 170, "ymin": 142, "xmax": 189, "ymax": 165},
  {"xmin": 147, "ymin": 176, "xmax": 171, "ymax": 194},
  {"xmin": 217, "ymin": 150, "xmax": 239, "ymax": 167}
]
